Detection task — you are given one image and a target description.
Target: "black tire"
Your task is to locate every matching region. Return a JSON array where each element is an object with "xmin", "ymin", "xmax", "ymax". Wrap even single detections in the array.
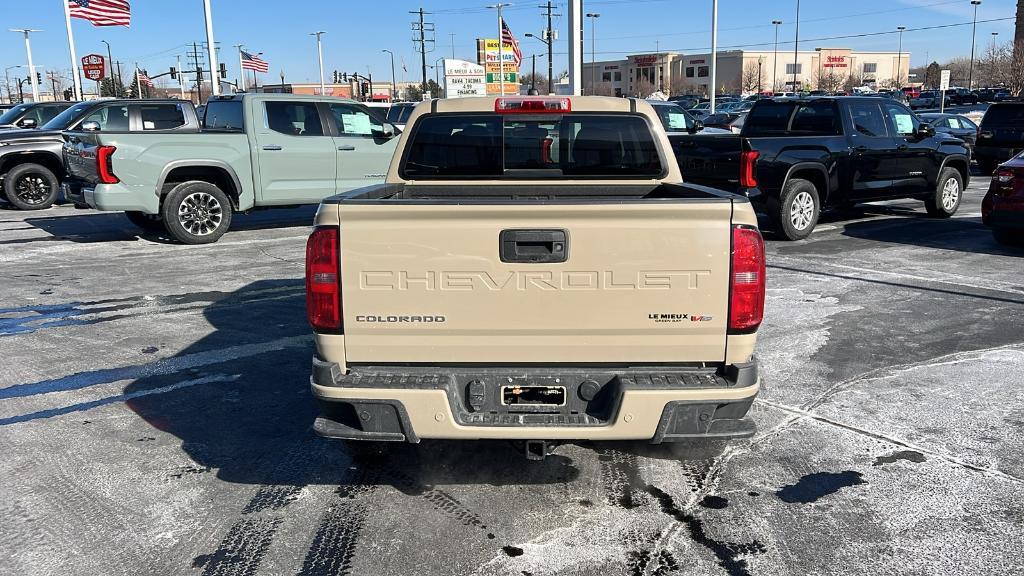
[
  {"xmin": 160, "ymin": 181, "xmax": 233, "ymax": 245},
  {"xmin": 124, "ymin": 211, "xmax": 165, "ymax": 232},
  {"xmin": 993, "ymin": 227, "xmax": 1022, "ymax": 246},
  {"xmin": 3, "ymin": 163, "xmax": 59, "ymax": 210},
  {"xmin": 769, "ymin": 178, "xmax": 820, "ymax": 241},
  {"xmin": 924, "ymin": 167, "xmax": 962, "ymax": 218}
]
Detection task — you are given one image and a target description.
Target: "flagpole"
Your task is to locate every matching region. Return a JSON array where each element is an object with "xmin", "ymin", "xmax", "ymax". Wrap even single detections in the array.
[
  {"xmin": 177, "ymin": 54, "xmax": 185, "ymax": 99},
  {"xmin": 135, "ymin": 63, "xmax": 142, "ymax": 99},
  {"xmin": 203, "ymin": 0, "xmax": 220, "ymax": 96},
  {"xmin": 63, "ymin": 0, "xmax": 83, "ymax": 100},
  {"xmin": 234, "ymin": 44, "xmax": 245, "ymax": 92}
]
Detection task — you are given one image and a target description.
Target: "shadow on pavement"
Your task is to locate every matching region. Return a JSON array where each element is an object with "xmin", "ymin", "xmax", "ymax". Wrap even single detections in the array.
[
  {"xmin": 19, "ymin": 205, "xmax": 318, "ymax": 244},
  {"xmin": 839, "ymin": 212, "xmax": 1021, "ymax": 257},
  {"xmin": 123, "ymin": 279, "xmax": 579, "ymax": 490}
]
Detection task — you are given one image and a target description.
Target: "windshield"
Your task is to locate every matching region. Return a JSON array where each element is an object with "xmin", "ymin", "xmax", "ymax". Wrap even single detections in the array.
[
  {"xmin": 387, "ymin": 105, "xmax": 415, "ymax": 124},
  {"xmin": 982, "ymin": 104, "xmax": 1024, "ymax": 127},
  {"xmin": 652, "ymin": 103, "xmax": 695, "ymax": 132},
  {"xmin": 41, "ymin": 102, "xmax": 94, "ymax": 130},
  {"xmin": 402, "ymin": 113, "xmax": 663, "ymax": 179},
  {"xmin": 0, "ymin": 103, "xmax": 32, "ymax": 124}
]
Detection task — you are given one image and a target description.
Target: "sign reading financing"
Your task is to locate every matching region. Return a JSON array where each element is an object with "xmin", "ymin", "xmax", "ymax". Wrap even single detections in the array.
[{"xmin": 444, "ymin": 59, "xmax": 487, "ymax": 98}]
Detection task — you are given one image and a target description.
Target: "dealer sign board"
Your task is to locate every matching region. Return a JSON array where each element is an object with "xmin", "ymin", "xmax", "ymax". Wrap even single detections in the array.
[
  {"xmin": 81, "ymin": 54, "xmax": 106, "ymax": 81},
  {"xmin": 444, "ymin": 59, "xmax": 487, "ymax": 98}
]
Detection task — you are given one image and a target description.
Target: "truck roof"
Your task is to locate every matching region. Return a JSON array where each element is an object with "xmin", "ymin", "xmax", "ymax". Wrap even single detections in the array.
[{"xmin": 206, "ymin": 93, "xmax": 364, "ymax": 105}]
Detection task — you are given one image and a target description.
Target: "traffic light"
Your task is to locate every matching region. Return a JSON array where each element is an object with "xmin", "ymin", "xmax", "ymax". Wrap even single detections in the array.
[
  {"xmin": 37, "ymin": 72, "xmax": 42, "ymax": 83},
  {"xmin": 169, "ymin": 66, "xmax": 177, "ymax": 80},
  {"xmin": 341, "ymin": 72, "xmax": 348, "ymax": 82},
  {"xmin": 219, "ymin": 63, "xmax": 227, "ymax": 79}
]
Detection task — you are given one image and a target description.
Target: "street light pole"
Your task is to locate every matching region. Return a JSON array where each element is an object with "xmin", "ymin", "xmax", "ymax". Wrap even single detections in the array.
[
  {"xmin": 10, "ymin": 29, "xmax": 41, "ymax": 101},
  {"xmin": 585, "ymin": 13, "xmax": 600, "ymax": 94},
  {"xmin": 772, "ymin": 20, "xmax": 782, "ymax": 94},
  {"xmin": 969, "ymin": 0, "xmax": 981, "ymax": 90},
  {"xmin": 101, "ymin": 40, "xmax": 117, "ymax": 97},
  {"xmin": 792, "ymin": 0, "xmax": 801, "ymax": 92},
  {"xmin": 710, "ymin": 0, "xmax": 718, "ymax": 112},
  {"xmin": 311, "ymin": 31, "xmax": 326, "ymax": 95},
  {"xmin": 383, "ymin": 50, "xmax": 397, "ymax": 102},
  {"xmin": 234, "ymin": 44, "xmax": 245, "ymax": 92},
  {"xmin": 895, "ymin": 26, "xmax": 906, "ymax": 89}
]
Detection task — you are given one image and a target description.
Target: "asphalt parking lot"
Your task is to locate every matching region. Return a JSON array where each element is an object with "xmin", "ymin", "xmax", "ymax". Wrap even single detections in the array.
[{"xmin": 1, "ymin": 178, "xmax": 1022, "ymax": 576}]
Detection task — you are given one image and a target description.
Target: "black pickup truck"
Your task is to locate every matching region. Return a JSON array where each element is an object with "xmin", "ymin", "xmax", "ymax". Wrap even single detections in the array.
[{"xmin": 671, "ymin": 97, "xmax": 972, "ymax": 239}]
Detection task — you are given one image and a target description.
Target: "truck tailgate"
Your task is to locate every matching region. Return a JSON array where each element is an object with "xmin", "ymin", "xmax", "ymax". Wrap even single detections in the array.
[{"xmin": 337, "ymin": 201, "xmax": 733, "ymax": 364}]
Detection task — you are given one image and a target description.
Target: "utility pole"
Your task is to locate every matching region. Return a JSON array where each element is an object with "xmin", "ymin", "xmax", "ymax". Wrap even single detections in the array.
[
  {"xmin": 449, "ymin": 32, "xmax": 456, "ymax": 59},
  {"xmin": 311, "ymin": 31, "xmax": 326, "ymax": 95},
  {"xmin": 539, "ymin": 1, "xmax": 559, "ymax": 95},
  {"xmin": 202, "ymin": 0, "xmax": 220, "ymax": 95},
  {"xmin": 190, "ymin": 42, "xmax": 205, "ymax": 104},
  {"xmin": 102, "ymin": 40, "xmax": 117, "ymax": 96},
  {"xmin": 410, "ymin": 8, "xmax": 434, "ymax": 93}
]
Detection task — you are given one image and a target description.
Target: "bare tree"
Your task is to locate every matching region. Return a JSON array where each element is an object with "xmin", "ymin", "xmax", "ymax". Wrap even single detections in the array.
[
  {"xmin": 740, "ymin": 61, "xmax": 763, "ymax": 94},
  {"xmin": 813, "ymin": 66, "xmax": 845, "ymax": 93},
  {"xmin": 520, "ymin": 72, "xmax": 549, "ymax": 94},
  {"xmin": 844, "ymin": 71, "xmax": 865, "ymax": 92},
  {"xmin": 586, "ymin": 81, "xmax": 616, "ymax": 96},
  {"xmin": 669, "ymin": 76, "xmax": 699, "ymax": 97},
  {"xmin": 945, "ymin": 57, "xmax": 972, "ymax": 86},
  {"xmin": 1011, "ymin": 40, "xmax": 1024, "ymax": 96},
  {"xmin": 634, "ymin": 78, "xmax": 657, "ymax": 98}
]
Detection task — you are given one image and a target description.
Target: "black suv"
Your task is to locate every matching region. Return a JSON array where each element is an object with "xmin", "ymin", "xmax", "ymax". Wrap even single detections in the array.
[
  {"xmin": 0, "ymin": 101, "xmax": 74, "ymax": 130},
  {"xmin": 975, "ymin": 102, "xmax": 1024, "ymax": 174},
  {"xmin": 671, "ymin": 97, "xmax": 971, "ymax": 239}
]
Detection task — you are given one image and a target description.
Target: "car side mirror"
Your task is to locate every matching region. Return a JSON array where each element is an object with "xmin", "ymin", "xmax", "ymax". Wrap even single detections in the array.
[
  {"xmin": 18, "ymin": 118, "xmax": 36, "ymax": 129},
  {"xmin": 917, "ymin": 124, "xmax": 935, "ymax": 138},
  {"xmin": 690, "ymin": 120, "xmax": 704, "ymax": 133},
  {"xmin": 80, "ymin": 121, "xmax": 101, "ymax": 132}
]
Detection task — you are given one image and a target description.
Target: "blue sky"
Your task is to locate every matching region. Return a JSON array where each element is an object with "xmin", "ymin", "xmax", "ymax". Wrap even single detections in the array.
[{"xmin": 0, "ymin": 0, "xmax": 1017, "ymax": 89}]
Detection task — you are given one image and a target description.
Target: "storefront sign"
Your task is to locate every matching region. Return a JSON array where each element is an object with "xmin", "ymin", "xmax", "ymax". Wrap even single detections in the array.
[
  {"xmin": 444, "ymin": 59, "xmax": 487, "ymax": 98},
  {"xmin": 823, "ymin": 55, "xmax": 848, "ymax": 68},
  {"xmin": 633, "ymin": 55, "xmax": 658, "ymax": 66},
  {"xmin": 81, "ymin": 54, "xmax": 106, "ymax": 81}
]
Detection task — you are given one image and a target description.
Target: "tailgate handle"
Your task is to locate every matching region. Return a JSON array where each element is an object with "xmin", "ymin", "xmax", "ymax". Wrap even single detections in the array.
[{"xmin": 500, "ymin": 229, "xmax": 568, "ymax": 263}]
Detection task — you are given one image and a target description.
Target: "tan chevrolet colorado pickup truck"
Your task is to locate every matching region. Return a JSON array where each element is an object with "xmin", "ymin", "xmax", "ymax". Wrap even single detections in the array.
[{"xmin": 305, "ymin": 96, "xmax": 766, "ymax": 458}]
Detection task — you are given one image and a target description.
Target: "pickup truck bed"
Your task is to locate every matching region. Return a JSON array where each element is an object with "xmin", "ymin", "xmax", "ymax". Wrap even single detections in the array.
[{"xmin": 303, "ymin": 96, "xmax": 766, "ymax": 453}]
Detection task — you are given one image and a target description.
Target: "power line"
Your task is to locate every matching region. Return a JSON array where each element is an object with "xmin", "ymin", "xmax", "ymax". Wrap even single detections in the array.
[{"xmin": 580, "ymin": 16, "xmax": 1016, "ymax": 56}]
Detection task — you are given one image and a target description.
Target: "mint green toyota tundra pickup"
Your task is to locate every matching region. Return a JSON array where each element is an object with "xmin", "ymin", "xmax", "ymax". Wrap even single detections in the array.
[{"xmin": 62, "ymin": 93, "xmax": 400, "ymax": 244}]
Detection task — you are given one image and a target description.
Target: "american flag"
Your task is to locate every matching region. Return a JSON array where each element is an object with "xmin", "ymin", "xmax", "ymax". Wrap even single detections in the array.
[
  {"xmin": 241, "ymin": 51, "xmax": 269, "ymax": 73},
  {"xmin": 136, "ymin": 69, "xmax": 153, "ymax": 87},
  {"xmin": 68, "ymin": 0, "xmax": 131, "ymax": 27},
  {"xmin": 500, "ymin": 18, "xmax": 522, "ymax": 66}
]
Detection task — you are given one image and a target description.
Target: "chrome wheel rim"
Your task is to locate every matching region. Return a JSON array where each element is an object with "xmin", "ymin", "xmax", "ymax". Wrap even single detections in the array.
[
  {"xmin": 14, "ymin": 174, "xmax": 51, "ymax": 205},
  {"xmin": 790, "ymin": 191, "xmax": 815, "ymax": 231},
  {"xmin": 941, "ymin": 178, "xmax": 960, "ymax": 211},
  {"xmin": 177, "ymin": 192, "xmax": 223, "ymax": 236}
]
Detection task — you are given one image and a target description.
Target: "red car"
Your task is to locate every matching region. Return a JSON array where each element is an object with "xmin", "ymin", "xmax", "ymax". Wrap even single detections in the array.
[{"xmin": 982, "ymin": 156, "xmax": 1024, "ymax": 245}]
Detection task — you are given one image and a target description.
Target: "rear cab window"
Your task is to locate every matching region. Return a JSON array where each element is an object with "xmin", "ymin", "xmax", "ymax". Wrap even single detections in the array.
[
  {"xmin": 140, "ymin": 103, "xmax": 187, "ymax": 130},
  {"xmin": 981, "ymin": 104, "xmax": 1024, "ymax": 128},
  {"xmin": 204, "ymin": 100, "xmax": 244, "ymax": 131},
  {"xmin": 401, "ymin": 114, "xmax": 663, "ymax": 179},
  {"xmin": 742, "ymin": 100, "xmax": 840, "ymax": 136}
]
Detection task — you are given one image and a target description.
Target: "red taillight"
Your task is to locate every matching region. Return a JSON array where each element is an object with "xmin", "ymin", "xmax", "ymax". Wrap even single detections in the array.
[
  {"xmin": 729, "ymin": 225, "xmax": 766, "ymax": 334},
  {"xmin": 995, "ymin": 168, "xmax": 1015, "ymax": 185},
  {"xmin": 740, "ymin": 150, "xmax": 759, "ymax": 188},
  {"xmin": 96, "ymin": 145, "xmax": 119, "ymax": 184},
  {"xmin": 306, "ymin": 226, "xmax": 341, "ymax": 331},
  {"xmin": 495, "ymin": 97, "xmax": 571, "ymax": 113}
]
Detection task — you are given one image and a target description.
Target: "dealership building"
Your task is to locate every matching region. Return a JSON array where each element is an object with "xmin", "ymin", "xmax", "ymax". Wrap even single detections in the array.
[{"xmin": 582, "ymin": 47, "xmax": 911, "ymax": 96}]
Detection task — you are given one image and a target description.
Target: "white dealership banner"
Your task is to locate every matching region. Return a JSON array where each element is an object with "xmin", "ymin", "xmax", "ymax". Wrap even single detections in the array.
[{"xmin": 444, "ymin": 59, "xmax": 487, "ymax": 98}]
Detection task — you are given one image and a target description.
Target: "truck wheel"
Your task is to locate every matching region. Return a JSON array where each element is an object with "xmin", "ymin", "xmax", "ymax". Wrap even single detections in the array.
[
  {"xmin": 160, "ymin": 181, "xmax": 233, "ymax": 245},
  {"xmin": 124, "ymin": 211, "xmax": 165, "ymax": 232},
  {"xmin": 925, "ymin": 168, "xmax": 962, "ymax": 218},
  {"xmin": 3, "ymin": 163, "xmax": 59, "ymax": 210},
  {"xmin": 771, "ymin": 178, "xmax": 819, "ymax": 240}
]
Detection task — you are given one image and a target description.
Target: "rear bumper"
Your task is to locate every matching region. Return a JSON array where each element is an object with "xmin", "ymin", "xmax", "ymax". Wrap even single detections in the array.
[
  {"xmin": 990, "ymin": 205, "xmax": 1024, "ymax": 230},
  {"xmin": 974, "ymin": 146, "xmax": 1020, "ymax": 163},
  {"xmin": 310, "ymin": 357, "xmax": 760, "ymax": 443},
  {"xmin": 65, "ymin": 180, "xmax": 159, "ymax": 213}
]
